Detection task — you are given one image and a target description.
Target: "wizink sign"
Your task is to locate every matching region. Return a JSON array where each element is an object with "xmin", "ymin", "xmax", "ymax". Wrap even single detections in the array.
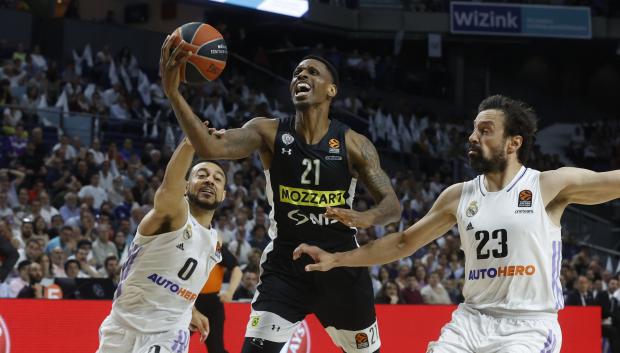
[{"xmin": 450, "ymin": 1, "xmax": 591, "ymax": 39}]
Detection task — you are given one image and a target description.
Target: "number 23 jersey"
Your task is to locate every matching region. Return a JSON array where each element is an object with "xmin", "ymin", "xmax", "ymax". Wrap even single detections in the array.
[
  {"xmin": 457, "ymin": 166, "xmax": 564, "ymax": 316},
  {"xmin": 110, "ymin": 201, "xmax": 221, "ymax": 333}
]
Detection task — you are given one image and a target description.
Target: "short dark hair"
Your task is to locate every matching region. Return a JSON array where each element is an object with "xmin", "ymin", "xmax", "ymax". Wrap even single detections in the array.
[
  {"xmin": 104, "ymin": 255, "xmax": 118, "ymax": 268},
  {"xmin": 186, "ymin": 160, "xmax": 227, "ymax": 185},
  {"xmin": 478, "ymin": 95, "xmax": 538, "ymax": 164},
  {"xmin": 301, "ymin": 55, "xmax": 340, "ymax": 88},
  {"xmin": 61, "ymin": 225, "xmax": 73, "ymax": 233},
  {"xmin": 64, "ymin": 259, "xmax": 80, "ymax": 272},
  {"xmin": 18, "ymin": 260, "xmax": 32, "ymax": 271},
  {"xmin": 77, "ymin": 239, "xmax": 92, "ymax": 250}
]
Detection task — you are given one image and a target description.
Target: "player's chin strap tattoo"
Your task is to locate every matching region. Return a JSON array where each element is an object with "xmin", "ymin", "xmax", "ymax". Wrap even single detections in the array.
[{"xmin": 240, "ymin": 337, "xmax": 285, "ymax": 353}]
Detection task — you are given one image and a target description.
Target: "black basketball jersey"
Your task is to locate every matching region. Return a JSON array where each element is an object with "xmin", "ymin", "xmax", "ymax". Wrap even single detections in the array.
[{"xmin": 266, "ymin": 117, "xmax": 357, "ymax": 251}]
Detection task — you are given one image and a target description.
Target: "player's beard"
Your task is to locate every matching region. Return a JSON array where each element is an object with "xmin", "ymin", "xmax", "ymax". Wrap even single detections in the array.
[
  {"xmin": 469, "ymin": 145, "xmax": 507, "ymax": 174},
  {"xmin": 187, "ymin": 192, "xmax": 220, "ymax": 211}
]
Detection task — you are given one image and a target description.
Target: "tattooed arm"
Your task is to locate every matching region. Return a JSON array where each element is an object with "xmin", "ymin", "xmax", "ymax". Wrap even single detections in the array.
[
  {"xmin": 160, "ymin": 33, "xmax": 274, "ymax": 160},
  {"xmin": 328, "ymin": 130, "xmax": 401, "ymax": 227}
]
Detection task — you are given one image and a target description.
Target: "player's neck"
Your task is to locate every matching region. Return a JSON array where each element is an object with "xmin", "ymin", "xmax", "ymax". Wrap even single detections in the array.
[
  {"xmin": 188, "ymin": 203, "xmax": 214, "ymax": 228},
  {"xmin": 483, "ymin": 161, "xmax": 523, "ymax": 192},
  {"xmin": 294, "ymin": 105, "xmax": 330, "ymax": 145}
]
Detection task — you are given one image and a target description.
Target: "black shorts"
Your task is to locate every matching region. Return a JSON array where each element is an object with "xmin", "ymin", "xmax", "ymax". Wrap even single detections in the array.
[{"xmin": 245, "ymin": 243, "xmax": 380, "ymax": 352}]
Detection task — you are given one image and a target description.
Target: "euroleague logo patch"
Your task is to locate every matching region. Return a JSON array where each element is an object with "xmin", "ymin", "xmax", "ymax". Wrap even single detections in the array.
[
  {"xmin": 0, "ymin": 315, "xmax": 10, "ymax": 353},
  {"xmin": 518, "ymin": 189, "xmax": 533, "ymax": 207},
  {"xmin": 328, "ymin": 139, "xmax": 340, "ymax": 154},
  {"xmin": 355, "ymin": 332, "xmax": 369, "ymax": 349}
]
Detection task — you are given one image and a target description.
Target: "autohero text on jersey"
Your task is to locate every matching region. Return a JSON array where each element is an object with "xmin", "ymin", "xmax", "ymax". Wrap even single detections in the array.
[
  {"xmin": 279, "ymin": 185, "xmax": 346, "ymax": 207},
  {"xmin": 147, "ymin": 273, "xmax": 198, "ymax": 301},
  {"xmin": 468, "ymin": 264, "xmax": 536, "ymax": 280}
]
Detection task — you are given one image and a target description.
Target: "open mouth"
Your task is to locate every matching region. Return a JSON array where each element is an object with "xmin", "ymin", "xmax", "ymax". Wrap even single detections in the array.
[
  {"xmin": 294, "ymin": 82, "xmax": 312, "ymax": 97},
  {"xmin": 199, "ymin": 187, "xmax": 215, "ymax": 197}
]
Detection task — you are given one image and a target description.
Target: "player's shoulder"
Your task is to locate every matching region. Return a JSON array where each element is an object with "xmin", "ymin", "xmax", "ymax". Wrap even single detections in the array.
[
  {"xmin": 440, "ymin": 182, "xmax": 464, "ymax": 201},
  {"xmin": 244, "ymin": 116, "xmax": 279, "ymax": 130}
]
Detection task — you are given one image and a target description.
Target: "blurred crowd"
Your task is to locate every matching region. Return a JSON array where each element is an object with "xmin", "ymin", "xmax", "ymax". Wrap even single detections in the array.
[{"xmin": 0, "ymin": 36, "xmax": 617, "ymax": 339}]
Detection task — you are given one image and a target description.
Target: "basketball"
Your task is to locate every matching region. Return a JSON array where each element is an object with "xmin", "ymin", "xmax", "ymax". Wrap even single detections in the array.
[{"xmin": 171, "ymin": 22, "xmax": 228, "ymax": 83}]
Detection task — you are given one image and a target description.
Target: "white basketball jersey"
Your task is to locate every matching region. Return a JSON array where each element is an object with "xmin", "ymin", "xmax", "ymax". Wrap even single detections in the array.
[
  {"xmin": 457, "ymin": 166, "xmax": 563, "ymax": 317},
  {"xmin": 110, "ymin": 201, "xmax": 221, "ymax": 333}
]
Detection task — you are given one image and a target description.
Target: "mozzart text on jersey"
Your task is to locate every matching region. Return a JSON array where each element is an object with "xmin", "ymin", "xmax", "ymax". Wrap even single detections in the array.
[
  {"xmin": 279, "ymin": 185, "xmax": 346, "ymax": 207},
  {"xmin": 468, "ymin": 264, "xmax": 536, "ymax": 280}
]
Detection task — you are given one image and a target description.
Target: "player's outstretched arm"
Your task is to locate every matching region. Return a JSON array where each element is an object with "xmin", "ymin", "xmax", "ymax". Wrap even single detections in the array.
[
  {"xmin": 294, "ymin": 183, "xmax": 462, "ymax": 271},
  {"xmin": 159, "ymin": 34, "xmax": 269, "ymax": 160},
  {"xmin": 137, "ymin": 137, "xmax": 196, "ymax": 236},
  {"xmin": 542, "ymin": 167, "xmax": 620, "ymax": 206},
  {"xmin": 329, "ymin": 130, "xmax": 401, "ymax": 228}
]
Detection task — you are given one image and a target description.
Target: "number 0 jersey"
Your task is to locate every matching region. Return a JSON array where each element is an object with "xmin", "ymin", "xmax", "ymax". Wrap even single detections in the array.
[
  {"xmin": 457, "ymin": 166, "xmax": 563, "ymax": 317},
  {"xmin": 110, "ymin": 200, "xmax": 221, "ymax": 333},
  {"xmin": 265, "ymin": 117, "xmax": 358, "ymax": 251}
]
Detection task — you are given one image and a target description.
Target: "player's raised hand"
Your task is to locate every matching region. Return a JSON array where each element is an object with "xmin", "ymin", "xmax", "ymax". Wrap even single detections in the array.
[
  {"xmin": 160, "ymin": 33, "xmax": 192, "ymax": 97},
  {"xmin": 190, "ymin": 307, "xmax": 210, "ymax": 343},
  {"xmin": 324, "ymin": 206, "xmax": 373, "ymax": 228},
  {"xmin": 293, "ymin": 243, "xmax": 338, "ymax": 272}
]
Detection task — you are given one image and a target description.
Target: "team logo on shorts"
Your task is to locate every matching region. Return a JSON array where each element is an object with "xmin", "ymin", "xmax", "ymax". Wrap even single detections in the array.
[
  {"xmin": 183, "ymin": 225, "xmax": 192, "ymax": 240},
  {"xmin": 251, "ymin": 316, "xmax": 260, "ymax": 327},
  {"xmin": 518, "ymin": 190, "xmax": 533, "ymax": 207},
  {"xmin": 282, "ymin": 133, "xmax": 294, "ymax": 145},
  {"xmin": 465, "ymin": 200, "xmax": 479, "ymax": 217},
  {"xmin": 355, "ymin": 333, "xmax": 369, "ymax": 349}
]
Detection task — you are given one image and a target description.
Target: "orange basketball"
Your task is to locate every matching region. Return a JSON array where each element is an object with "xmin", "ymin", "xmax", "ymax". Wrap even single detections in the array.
[{"xmin": 172, "ymin": 22, "xmax": 228, "ymax": 83}]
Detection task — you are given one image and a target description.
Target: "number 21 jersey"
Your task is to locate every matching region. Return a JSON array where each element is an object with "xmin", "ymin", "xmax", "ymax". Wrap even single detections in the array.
[{"xmin": 456, "ymin": 166, "xmax": 563, "ymax": 317}]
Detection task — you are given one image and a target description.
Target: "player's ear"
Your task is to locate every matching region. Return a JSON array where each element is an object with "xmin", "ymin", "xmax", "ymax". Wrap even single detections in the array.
[
  {"xmin": 327, "ymin": 84, "xmax": 337, "ymax": 98},
  {"xmin": 507, "ymin": 135, "xmax": 522, "ymax": 155}
]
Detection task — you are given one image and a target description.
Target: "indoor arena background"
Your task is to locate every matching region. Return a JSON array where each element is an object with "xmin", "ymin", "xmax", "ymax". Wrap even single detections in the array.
[{"xmin": 0, "ymin": 0, "xmax": 619, "ymax": 352}]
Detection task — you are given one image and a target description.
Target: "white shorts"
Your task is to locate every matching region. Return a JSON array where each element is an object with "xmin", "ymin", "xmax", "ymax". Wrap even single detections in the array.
[
  {"xmin": 245, "ymin": 310, "xmax": 381, "ymax": 353},
  {"xmin": 427, "ymin": 304, "xmax": 562, "ymax": 353},
  {"xmin": 96, "ymin": 315, "xmax": 190, "ymax": 353}
]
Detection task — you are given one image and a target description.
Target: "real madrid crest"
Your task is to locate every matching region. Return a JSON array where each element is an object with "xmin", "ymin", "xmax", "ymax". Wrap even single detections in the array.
[
  {"xmin": 282, "ymin": 133, "xmax": 294, "ymax": 145},
  {"xmin": 466, "ymin": 200, "xmax": 479, "ymax": 217},
  {"xmin": 183, "ymin": 225, "xmax": 193, "ymax": 240}
]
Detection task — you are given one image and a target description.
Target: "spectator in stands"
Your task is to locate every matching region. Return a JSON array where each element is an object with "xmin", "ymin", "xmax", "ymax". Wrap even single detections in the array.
[
  {"xmin": 15, "ymin": 217, "xmax": 34, "ymax": 248},
  {"xmin": 375, "ymin": 280, "xmax": 404, "ymax": 304},
  {"xmin": 249, "ymin": 224, "xmax": 269, "ymax": 251},
  {"xmin": 215, "ymin": 213, "xmax": 235, "ymax": 245},
  {"xmin": 596, "ymin": 278, "xmax": 620, "ymax": 353},
  {"xmin": 228, "ymin": 224, "xmax": 251, "ymax": 266},
  {"xmin": 233, "ymin": 268, "xmax": 259, "ymax": 301},
  {"xmin": 45, "ymin": 225, "xmax": 75, "ymax": 255},
  {"xmin": 59, "ymin": 192, "xmax": 79, "ymax": 222},
  {"xmin": 64, "ymin": 259, "xmax": 80, "ymax": 279},
  {"xmin": 17, "ymin": 261, "xmax": 44, "ymax": 298},
  {"xmin": 92, "ymin": 223, "xmax": 116, "ymax": 267},
  {"xmin": 38, "ymin": 254, "xmax": 54, "ymax": 284},
  {"xmin": 567, "ymin": 275, "xmax": 595, "ymax": 306},
  {"xmin": 8, "ymin": 259, "xmax": 30, "ymax": 297},
  {"xmin": 73, "ymin": 246, "xmax": 99, "ymax": 278},
  {"xmin": 52, "ymin": 134, "xmax": 77, "ymax": 161},
  {"xmin": 401, "ymin": 273, "xmax": 423, "ymax": 304},
  {"xmin": 394, "ymin": 264, "xmax": 410, "ymax": 290},
  {"xmin": 112, "ymin": 231, "xmax": 127, "ymax": 262},
  {"xmin": 78, "ymin": 174, "xmax": 108, "ymax": 210},
  {"xmin": 0, "ymin": 190, "xmax": 13, "ymax": 221},
  {"xmin": 98, "ymin": 255, "xmax": 119, "ymax": 285},
  {"xmin": 421, "ymin": 271, "xmax": 452, "ymax": 304},
  {"xmin": 18, "ymin": 237, "xmax": 42, "ymax": 263},
  {"xmin": 49, "ymin": 246, "xmax": 66, "ymax": 278}
]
